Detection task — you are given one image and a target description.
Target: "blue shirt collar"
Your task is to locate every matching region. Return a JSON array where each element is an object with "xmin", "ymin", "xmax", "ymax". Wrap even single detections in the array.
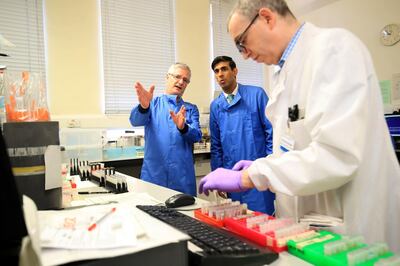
[
  {"xmin": 278, "ymin": 23, "xmax": 305, "ymax": 69},
  {"xmin": 166, "ymin": 94, "xmax": 183, "ymax": 105}
]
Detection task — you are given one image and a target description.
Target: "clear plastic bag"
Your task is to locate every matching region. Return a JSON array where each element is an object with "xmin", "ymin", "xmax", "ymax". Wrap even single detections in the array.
[
  {"xmin": 0, "ymin": 67, "xmax": 6, "ymax": 124},
  {"xmin": 4, "ymin": 71, "xmax": 50, "ymax": 122}
]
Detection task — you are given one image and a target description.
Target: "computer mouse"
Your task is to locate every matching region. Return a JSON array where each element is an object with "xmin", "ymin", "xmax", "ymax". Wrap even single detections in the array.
[{"xmin": 165, "ymin": 193, "xmax": 195, "ymax": 208}]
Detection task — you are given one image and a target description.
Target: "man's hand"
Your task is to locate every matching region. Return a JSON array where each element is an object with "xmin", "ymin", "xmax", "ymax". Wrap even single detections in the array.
[
  {"xmin": 134, "ymin": 81, "xmax": 154, "ymax": 109},
  {"xmin": 199, "ymin": 168, "xmax": 248, "ymax": 196},
  {"xmin": 170, "ymin": 105, "xmax": 186, "ymax": 130},
  {"xmin": 232, "ymin": 160, "xmax": 253, "ymax": 171}
]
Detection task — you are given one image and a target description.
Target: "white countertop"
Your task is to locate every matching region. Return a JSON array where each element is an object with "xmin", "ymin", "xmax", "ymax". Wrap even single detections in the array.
[
  {"xmin": 118, "ymin": 174, "xmax": 311, "ymax": 266},
  {"xmin": 40, "ymin": 173, "xmax": 310, "ymax": 266}
]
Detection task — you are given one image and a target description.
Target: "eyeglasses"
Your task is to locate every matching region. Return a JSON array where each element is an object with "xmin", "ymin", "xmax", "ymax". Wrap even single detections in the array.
[
  {"xmin": 235, "ymin": 13, "xmax": 259, "ymax": 53},
  {"xmin": 168, "ymin": 73, "xmax": 190, "ymax": 84}
]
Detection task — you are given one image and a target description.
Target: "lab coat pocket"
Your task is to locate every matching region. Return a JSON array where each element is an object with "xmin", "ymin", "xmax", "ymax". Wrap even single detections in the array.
[
  {"xmin": 250, "ymin": 112, "xmax": 264, "ymax": 142},
  {"xmin": 250, "ymin": 112, "xmax": 262, "ymax": 130},
  {"xmin": 184, "ymin": 106, "xmax": 193, "ymax": 124},
  {"xmin": 185, "ymin": 115, "xmax": 193, "ymax": 125},
  {"xmin": 289, "ymin": 119, "xmax": 311, "ymax": 150}
]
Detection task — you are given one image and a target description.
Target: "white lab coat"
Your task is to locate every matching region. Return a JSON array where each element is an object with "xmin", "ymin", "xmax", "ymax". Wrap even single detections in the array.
[{"xmin": 248, "ymin": 23, "xmax": 400, "ymax": 252}]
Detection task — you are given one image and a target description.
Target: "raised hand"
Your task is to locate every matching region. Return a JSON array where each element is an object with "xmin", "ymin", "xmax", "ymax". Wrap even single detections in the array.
[
  {"xmin": 170, "ymin": 105, "xmax": 186, "ymax": 130},
  {"xmin": 134, "ymin": 81, "xmax": 154, "ymax": 109}
]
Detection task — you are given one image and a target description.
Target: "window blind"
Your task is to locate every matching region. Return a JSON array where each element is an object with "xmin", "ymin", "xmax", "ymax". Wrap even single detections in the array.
[
  {"xmin": 0, "ymin": 0, "xmax": 46, "ymax": 74},
  {"xmin": 101, "ymin": 0, "xmax": 176, "ymax": 114},
  {"xmin": 210, "ymin": 0, "xmax": 264, "ymax": 90}
]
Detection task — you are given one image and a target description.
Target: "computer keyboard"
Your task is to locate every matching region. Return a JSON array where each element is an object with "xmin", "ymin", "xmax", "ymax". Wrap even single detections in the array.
[{"xmin": 136, "ymin": 205, "xmax": 278, "ymax": 266}]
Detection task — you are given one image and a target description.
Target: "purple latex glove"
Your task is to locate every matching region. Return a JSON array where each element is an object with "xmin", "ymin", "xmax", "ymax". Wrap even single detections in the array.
[
  {"xmin": 232, "ymin": 160, "xmax": 253, "ymax": 171},
  {"xmin": 198, "ymin": 168, "xmax": 244, "ymax": 196}
]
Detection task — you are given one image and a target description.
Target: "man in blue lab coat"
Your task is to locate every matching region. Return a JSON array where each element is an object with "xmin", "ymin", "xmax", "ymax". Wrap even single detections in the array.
[
  {"xmin": 209, "ymin": 56, "xmax": 275, "ymax": 214},
  {"xmin": 130, "ymin": 63, "xmax": 202, "ymax": 196}
]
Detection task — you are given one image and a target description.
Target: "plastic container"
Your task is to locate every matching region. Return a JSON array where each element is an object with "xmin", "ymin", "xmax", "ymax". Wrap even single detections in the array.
[
  {"xmin": 287, "ymin": 231, "xmax": 394, "ymax": 266},
  {"xmin": 194, "ymin": 209, "xmax": 225, "ymax": 227}
]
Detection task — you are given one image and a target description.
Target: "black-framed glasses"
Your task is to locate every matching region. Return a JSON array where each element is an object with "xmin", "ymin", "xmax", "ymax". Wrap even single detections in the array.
[
  {"xmin": 168, "ymin": 73, "xmax": 190, "ymax": 84},
  {"xmin": 235, "ymin": 13, "xmax": 259, "ymax": 53}
]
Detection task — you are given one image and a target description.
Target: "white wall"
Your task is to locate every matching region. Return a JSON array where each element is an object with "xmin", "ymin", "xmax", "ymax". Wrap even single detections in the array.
[
  {"xmin": 297, "ymin": 0, "xmax": 400, "ymax": 82},
  {"xmin": 45, "ymin": 0, "xmax": 400, "ymax": 128},
  {"xmin": 45, "ymin": 0, "xmax": 103, "ymax": 123},
  {"xmin": 175, "ymin": 0, "xmax": 212, "ymax": 109},
  {"xmin": 45, "ymin": 0, "xmax": 211, "ymax": 128}
]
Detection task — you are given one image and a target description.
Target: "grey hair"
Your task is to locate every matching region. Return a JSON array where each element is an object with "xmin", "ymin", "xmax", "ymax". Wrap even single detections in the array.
[
  {"xmin": 228, "ymin": 0, "xmax": 295, "ymax": 22},
  {"xmin": 168, "ymin": 62, "xmax": 191, "ymax": 78}
]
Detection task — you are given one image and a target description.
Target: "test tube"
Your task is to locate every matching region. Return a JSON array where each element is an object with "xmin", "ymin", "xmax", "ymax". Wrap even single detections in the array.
[
  {"xmin": 69, "ymin": 158, "xmax": 73, "ymax": 175},
  {"xmin": 85, "ymin": 161, "xmax": 90, "ymax": 179},
  {"xmin": 241, "ymin": 203, "xmax": 248, "ymax": 214},
  {"xmin": 116, "ymin": 176, "xmax": 122, "ymax": 193},
  {"xmin": 274, "ymin": 223, "xmax": 308, "ymax": 239},
  {"xmin": 214, "ymin": 190, "xmax": 220, "ymax": 205},
  {"xmin": 324, "ymin": 239, "xmax": 349, "ymax": 256},
  {"xmin": 122, "ymin": 176, "xmax": 128, "ymax": 192},
  {"xmin": 287, "ymin": 230, "xmax": 319, "ymax": 243},
  {"xmin": 375, "ymin": 255, "xmax": 400, "ymax": 266},
  {"xmin": 201, "ymin": 203, "xmax": 209, "ymax": 214},
  {"xmin": 347, "ymin": 243, "xmax": 389, "ymax": 266}
]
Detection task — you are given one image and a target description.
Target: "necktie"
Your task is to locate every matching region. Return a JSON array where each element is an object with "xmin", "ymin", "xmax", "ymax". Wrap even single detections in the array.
[{"xmin": 227, "ymin": 94, "xmax": 234, "ymax": 104}]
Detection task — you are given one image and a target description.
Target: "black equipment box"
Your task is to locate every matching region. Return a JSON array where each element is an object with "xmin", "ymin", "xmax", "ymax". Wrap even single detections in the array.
[{"xmin": 2, "ymin": 121, "xmax": 62, "ymax": 210}]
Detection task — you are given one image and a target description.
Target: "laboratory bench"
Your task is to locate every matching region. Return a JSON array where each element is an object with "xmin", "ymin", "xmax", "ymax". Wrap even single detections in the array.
[
  {"xmin": 98, "ymin": 149, "xmax": 211, "ymax": 178},
  {"xmin": 36, "ymin": 173, "xmax": 310, "ymax": 266},
  {"xmin": 59, "ymin": 126, "xmax": 212, "ymax": 176}
]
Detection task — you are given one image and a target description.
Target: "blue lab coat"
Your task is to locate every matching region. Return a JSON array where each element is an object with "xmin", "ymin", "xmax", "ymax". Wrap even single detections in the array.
[
  {"xmin": 130, "ymin": 94, "xmax": 202, "ymax": 196},
  {"xmin": 210, "ymin": 84, "xmax": 275, "ymax": 214}
]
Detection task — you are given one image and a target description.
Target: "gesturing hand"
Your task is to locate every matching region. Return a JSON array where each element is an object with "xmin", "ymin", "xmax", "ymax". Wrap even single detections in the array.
[
  {"xmin": 170, "ymin": 105, "xmax": 186, "ymax": 130},
  {"xmin": 134, "ymin": 81, "xmax": 154, "ymax": 109}
]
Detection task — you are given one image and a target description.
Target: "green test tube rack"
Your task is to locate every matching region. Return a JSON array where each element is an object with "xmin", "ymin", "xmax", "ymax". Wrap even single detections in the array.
[{"xmin": 287, "ymin": 231, "xmax": 395, "ymax": 266}]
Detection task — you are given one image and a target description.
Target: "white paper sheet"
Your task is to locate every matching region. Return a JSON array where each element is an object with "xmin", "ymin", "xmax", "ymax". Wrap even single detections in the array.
[
  {"xmin": 21, "ymin": 196, "xmax": 42, "ymax": 265},
  {"xmin": 39, "ymin": 204, "xmax": 137, "ymax": 249},
  {"xmin": 40, "ymin": 193, "xmax": 189, "ymax": 266},
  {"xmin": 44, "ymin": 145, "xmax": 62, "ymax": 190}
]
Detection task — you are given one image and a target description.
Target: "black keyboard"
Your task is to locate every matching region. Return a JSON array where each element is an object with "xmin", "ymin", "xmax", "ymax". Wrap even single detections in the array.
[{"xmin": 136, "ymin": 205, "xmax": 278, "ymax": 266}]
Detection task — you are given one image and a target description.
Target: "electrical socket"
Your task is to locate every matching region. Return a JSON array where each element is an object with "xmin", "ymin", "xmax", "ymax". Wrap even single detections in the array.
[{"xmin": 67, "ymin": 119, "xmax": 81, "ymax": 128}]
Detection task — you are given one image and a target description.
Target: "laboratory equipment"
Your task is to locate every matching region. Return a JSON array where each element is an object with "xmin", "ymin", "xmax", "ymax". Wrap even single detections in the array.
[
  {"xmin": 136, "ymin": 205, "xmax": 279, "ymax": 266},
  {"xmin": 2, "ymin": 121, "xmax": 62, "ymax": 210},
  {"xmin": 195, "ymin": 199, "xmax": 249, "ymax": 227},
  {"xmin": 224, "ymin": 213, "xmax": 314, "ymax": 253},
  {"xmin": 287, "ymin": 231, "xmax": 395, "ymax": 266},
  {"xmin": 165, "ymin": 193, "xmax": 195, "ymax": 208},
  {"xmin": 89, "ymin": 165, "xmax": 129, "ymax": 194}
]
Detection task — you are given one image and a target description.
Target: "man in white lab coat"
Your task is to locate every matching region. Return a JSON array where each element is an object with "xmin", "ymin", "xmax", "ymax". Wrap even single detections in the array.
[{"xmin": 199, "ymin": 0, "xmax": 400, "ymax": 252}]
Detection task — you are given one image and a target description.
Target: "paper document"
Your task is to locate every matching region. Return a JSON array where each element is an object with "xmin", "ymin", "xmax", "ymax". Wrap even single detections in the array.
[
  {"xmin": 300, "ymin": 212, "xmax": 343, "ymax": 224},
  {"xmin": 40, "ymin": 193, "xmax": 189, "ymax": 266},
  {"xmin": 44, "ymin": 145, "xmax": 62, "ymax": 190},
  {"xmin": 39, "ymin": 204, "xmax": 137, "ymax": 249},
  {"xmin": 21, "ymin": 196, "xmax": 42, "ymax": 266},
  {"xmin": 70, "ymin": 191, "xmax": 162, "ymax": 208}
]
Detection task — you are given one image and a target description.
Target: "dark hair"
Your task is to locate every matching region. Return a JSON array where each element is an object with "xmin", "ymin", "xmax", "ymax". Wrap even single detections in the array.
[{"xmin": 211, "ymin": 56, "xmax": 237, "ymax": 71}]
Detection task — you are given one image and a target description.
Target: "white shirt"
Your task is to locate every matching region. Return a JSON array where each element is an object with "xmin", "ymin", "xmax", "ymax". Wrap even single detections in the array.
[{"xmin": 222, "ymin": 84, "xmax": 238, "ymax": 103}]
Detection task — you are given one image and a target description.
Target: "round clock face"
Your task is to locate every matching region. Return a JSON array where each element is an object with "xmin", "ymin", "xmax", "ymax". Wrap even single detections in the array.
[{"xmin": 380, "ymin": 23, "xmax": 400, "ymax": 46}]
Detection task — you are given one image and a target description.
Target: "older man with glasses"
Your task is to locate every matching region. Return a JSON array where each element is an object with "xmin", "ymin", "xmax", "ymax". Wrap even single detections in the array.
[
  {"xmin": 130, "ymin": 63, "xmax": 202, "ymax": 196},
  {"xmin": 199, "ymin": 0, "xmax": 400, "ymax": 252}
]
